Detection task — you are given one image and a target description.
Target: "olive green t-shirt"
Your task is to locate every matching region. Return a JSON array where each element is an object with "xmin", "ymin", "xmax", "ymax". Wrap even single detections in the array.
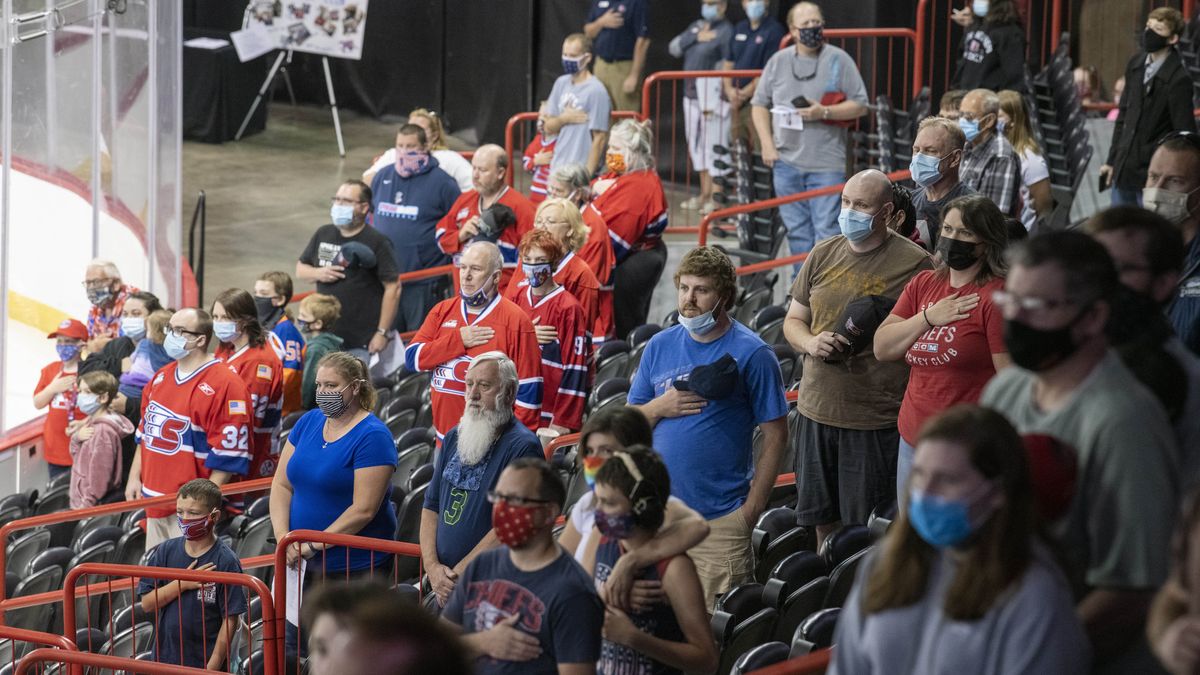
[{"xmin": 790, "ymin": 231, "xmax": 932, "ymax": 430}]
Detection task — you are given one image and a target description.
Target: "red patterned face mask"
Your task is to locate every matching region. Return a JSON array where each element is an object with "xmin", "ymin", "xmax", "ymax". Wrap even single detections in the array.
[{"xmin": 492, "ymin": 500, "xmax": 543, "ymax": 548}]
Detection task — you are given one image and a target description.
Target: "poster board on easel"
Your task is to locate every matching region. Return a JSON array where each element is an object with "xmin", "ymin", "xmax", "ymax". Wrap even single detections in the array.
[{"xmin": 245, "ymin": 0, "xmax": 369, "ymax": 60}]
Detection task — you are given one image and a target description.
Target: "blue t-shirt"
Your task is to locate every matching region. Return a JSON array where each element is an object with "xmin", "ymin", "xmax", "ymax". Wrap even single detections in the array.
[
  {"xmin": 422, "ymin": 418, "xmax": 543, "ymax": 568},
  {"xmin": 370, "ymin": 156, "xmax": 461, "ymax": 283},
  {"xmin": 587, "ymin": 0, "xmax": 650, "ymax": 62},
  {"xmin": 594, "ymin": 538, "xmax": 684, "ymax": 675},
  {"xmin": 443, "ymin": 547, "xmax": 603, "ymax": 675},
  {"xmin": 722, "ymin": 16, "xmax": 786, "ymax": 87},
  {"xmin": 628, "ymin": 322, "xmax": 788, "ymax": 519},
  {"xmin": 286, "ymin": 409, "xmax": 398, "ymax": 571},
  {"xmin": 136, "ymin": 538, "xmax": 247, "ymax": 669}
]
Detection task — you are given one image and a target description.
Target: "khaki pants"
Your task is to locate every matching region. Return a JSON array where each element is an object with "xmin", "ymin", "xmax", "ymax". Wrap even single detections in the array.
[
  {"xmin": 687, "ymin": 508, "xmax": 754, "ymax": 611},
  {"xmin": 731, "ymin": 102, "xmax": 761, "ymax": 152},
  {"xmin": 146, "ymin": 515, "xmax": 182, "ymax": 551},
  {"xmin": 594, "ymin": 58, "xmax": 639, "ymax": 112}
]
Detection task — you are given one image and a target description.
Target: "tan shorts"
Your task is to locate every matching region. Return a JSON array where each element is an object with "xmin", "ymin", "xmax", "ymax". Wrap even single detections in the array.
[
  {"xmin": 687, "ymin": 508, "xmax": 754, "ymax": 612},
  {"xmin": 594, "ymin": 58, "xmax": 639, "ymax": 112},
  {"xmin": 732, "ymin": 103, "xmax": 761, "ymax": 151},
  {"xmin": 145, "ymin": 515, "xmax": 182, "ymax": 551}
]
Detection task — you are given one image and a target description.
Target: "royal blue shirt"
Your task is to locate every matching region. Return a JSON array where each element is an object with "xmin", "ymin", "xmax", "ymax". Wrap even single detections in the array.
[
  {"xmin": 722, "ymin": 16, "xmax": 786, "ymax": 87},
  {"xmin": 422, "ymin": 418, "xmax": 542, "ymax": 568},
  {"xmin": 286, "ymin": 409, "xmax": 397, "ymax": 571},
  {"xmin": 370, "ymin": 156, "xmax": 461, "ymax": 284},
  {"xmin": 443, "ymin": 547, "xmax": 603, "ymax": 675},
  {"xmin": 137, "ymin": 538, "xmax": 246, "ymax": 669},
  {"xmin": 587, "ymin": 0, "xmax": 650, "ymax": 62},
  {"xmin": 628, "ymin": 321, "xmax": 788, "ymax": 519},
  {"xmin": 594, "ymin": 538, "xmax": 684, "ymax": 675},
  {"xmin": 1168, "ymin": 234, "xmax": 1200, "ymax": 354}
]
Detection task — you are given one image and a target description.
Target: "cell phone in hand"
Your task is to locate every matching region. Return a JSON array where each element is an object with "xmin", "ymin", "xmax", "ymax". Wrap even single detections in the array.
[
  {"xmin": 1098, "ymin": 172, "xmax": 1111, "ymax": 192},
  {"xmin": 791, "ymin": 95, "xmax": 811, "ymax": 109}
]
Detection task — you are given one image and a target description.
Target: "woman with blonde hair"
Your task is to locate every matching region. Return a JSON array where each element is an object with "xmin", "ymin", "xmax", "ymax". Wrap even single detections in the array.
[
  {"xmin": 362, "ymin": 108, "xmax": 473, "ymax": 190},
  {"xmin": 997, "ymin": 90, "xmax": 1053, "ymax": 232},
  {"xmin": 547, "ymin": 163, "xmax": 617, "ymax": 342}
]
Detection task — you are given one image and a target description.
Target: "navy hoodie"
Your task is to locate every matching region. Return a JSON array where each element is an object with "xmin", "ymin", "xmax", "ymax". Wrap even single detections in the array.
[{"xmin": 370, "ymin": 155, "xmax": 462, "ymax": 283}]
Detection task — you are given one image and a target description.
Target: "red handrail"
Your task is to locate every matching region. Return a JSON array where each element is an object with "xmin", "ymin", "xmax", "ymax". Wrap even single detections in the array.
[
  {"xmin": 746, "ymin": 649, "xmax": 833, "ymax": 675},
  {"xmin": 543, "ymin": 431, "xmax": 581, "ymax": 461},
  {"xmin": 639, "ymin": 69, "xmax": 762, "ymax": 122},
  {"xmin": 0, "ymin": 625, "xmax": 79, "ymax": 675},
  {"xmin": 915, "ymin": 0, "xmax": 929, "ymax": 93},
  {"xmin": 777, "ymin": 28, "xmax": 922, "ymax": 100},
  {"xmin": 503, "ymin": 110, "xmax": 640, "ymax": 188},
  {"xmin": 62, "ymin": 563, "xmax": 277, "ymax": 675},
  {"xmin": 0, "ymin": 416, "xmax": 47, "ymax": 452},
  {"xmin": 17, "ymin": 648, "xmax": 210, "ymax": 675}
]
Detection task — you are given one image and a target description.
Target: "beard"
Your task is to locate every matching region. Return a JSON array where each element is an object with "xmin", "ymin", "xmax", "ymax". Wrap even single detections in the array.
[{"xmin": 456, "ymin": 405, "xmax": 510, "ymax": 466}]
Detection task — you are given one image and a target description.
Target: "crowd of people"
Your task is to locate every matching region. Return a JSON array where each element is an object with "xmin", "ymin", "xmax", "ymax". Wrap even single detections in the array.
[{"xmin": 25, "ymin": 1, "xmax": 1200, "ymax": 673}]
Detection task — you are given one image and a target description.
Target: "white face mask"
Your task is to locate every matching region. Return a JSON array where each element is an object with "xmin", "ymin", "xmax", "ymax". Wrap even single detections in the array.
[{"xmin": 1144, "ymin": 185, "xmax": 1200, "ymax": 224}]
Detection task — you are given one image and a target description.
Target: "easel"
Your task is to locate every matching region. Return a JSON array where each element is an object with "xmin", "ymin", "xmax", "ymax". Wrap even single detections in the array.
[{"xmin": 235, "ymin": 50, "xmax": 346, "ymax": 157}]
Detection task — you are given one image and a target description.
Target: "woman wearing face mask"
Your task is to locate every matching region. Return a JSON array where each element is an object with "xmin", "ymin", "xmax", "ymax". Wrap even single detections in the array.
[
  {"xmin": 559, "ymin": 407, "xmax": 709, "ymax": 612},
  {"xmin": 829, "ymin": 404, "xmax": 1090, "ymax": 674},
  {"xmin": 584, "ymin": 446, "xmax": 719, "ymax": 675},
  {"xmin": 874, "ymin": 195, "xmax": 1011, "ymax": 501},
  {"xmin": 997, "ymin": 90, "xmax": 1052, "ymax": 233},
  {"xmin": 269, "ymin": 351, "xmax": 397, "ymax": 658},
  {"xmin": 510, "ymin": 229, "xmax": 591, "ymax": 434},
  {"xmin": 591, "ymin": 119, "xmax": 669, "ymax": 339},
  {"xmin": 950, "ymin": 0, "xmax": 1027, "ymax": 93},
  {"xmin": 212, "ymin": 288, "xmax": 285, "ymax": 480},
  {"xmin": 548, "ymin": 163, "xmax": 616, "ymax": 341},
  {"xmin": 508, "ymin": 199, "xmax": 602, "ymax": 336}
]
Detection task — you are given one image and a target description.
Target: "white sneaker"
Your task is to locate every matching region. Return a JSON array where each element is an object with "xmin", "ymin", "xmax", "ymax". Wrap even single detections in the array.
[{"xmin": 680, "ymin": 196, "xmax": 704, "ymax": 210}]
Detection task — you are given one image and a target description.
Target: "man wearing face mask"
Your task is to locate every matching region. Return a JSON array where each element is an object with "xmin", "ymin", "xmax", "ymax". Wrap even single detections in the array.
[
  {"xmin": 957, "ymin": 88, "xmax": 1020, "ymax": 217},
  {"xmin": 370, "ymin": 123, "xmax": 462, "ymax": 332},
  {"xmin": 1101, "ymin": 7, "xmax": 1196, "ymax": 207},
  {"xmin": 909, "ymin": 116, "xmax": 976, "ymax": 249},
  {"xmin": 441, "ymin": 458, "xmax": 603, "ymax": 674},
  {"xmin": 298, "ymin": 180, "xmax": 402, "ymax": 362},
  {"xmin": 405, "ymin": 241, "xmax": 543, "ymax": 445},
  {"xmin": 628, "ymin": 246, "xmax": 789, "ymax": 608},
  {"xmin": 83, "ymin": 259, "xmax": 140, "ymax": 353},
  {"xmin": 1145, "ymin": 135, "xmax": 1200, "ymax": 353},
  {"xmin": 421, "ymin": 353, "xmax": 544, "ymax": 607},
  {"xmin": 981, "ymin": 231, "xmax": 1179, "ymax": 668},
  {"xmin": 128, "ymin": 308, "xmax": 252, "ymax": 549},
  {"xmin": 783, "ymin": 169, "xmax": 933, "ymax": 549},
  {"xmin": 751, "ymin": 1, "xmax": 869, "ymax": 260},
  {"xmin": 950, "ymin": 0, "xmax": 1027, "ymax": 93},
  {"xmin": 722, "ymin": 0, "xmax": 786, "ymax": 150},
  {"xmin": 545, "ymin": 33, "xmax": 612, "ymax": 176}
]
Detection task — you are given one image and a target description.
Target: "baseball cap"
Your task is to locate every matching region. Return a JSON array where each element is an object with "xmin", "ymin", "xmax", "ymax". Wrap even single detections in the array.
[
  {"xmin": 477, "ymin": 204, "xmax": 517, "ymax": 240},
  {"xmin": 335, "ymin": 242, "xmax": 377, "ymax": 269},
  {"xmin": 48, "ymin": 318, "xmax": 88, "ymax": 341},
  {"xmin": 675, "ymin": 353, "xmax": 739, "ymax": 400},
  {"xmin": 825, "ymin": 295, "xmax": 896, "ymax": 363}
]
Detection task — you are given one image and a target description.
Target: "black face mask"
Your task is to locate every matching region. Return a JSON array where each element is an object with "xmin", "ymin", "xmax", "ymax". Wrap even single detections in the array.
[
  {"xmin": 1143, "ymin": 28, "xmax": 1170, "ymax": 53},
  {"xmin": 935, "ymin": 236, "xmax": 981, "ymax": 271},
  {"xmin": 1003, "ymin": 312, "xmax": 1086, "ymax": 372},
  {"xmin": 254, "ymin": 296, "xmax": 284, "ymax": 329}
]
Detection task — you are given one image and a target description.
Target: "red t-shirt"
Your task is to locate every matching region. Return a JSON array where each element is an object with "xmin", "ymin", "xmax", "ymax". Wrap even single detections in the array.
[
  {"xmin": 892, "ymin": 271, "xmax": 1007, "ymax": 443},
  {"xmin": 35, "ymin": 362, "xmax": 83, "ymax": 467}
]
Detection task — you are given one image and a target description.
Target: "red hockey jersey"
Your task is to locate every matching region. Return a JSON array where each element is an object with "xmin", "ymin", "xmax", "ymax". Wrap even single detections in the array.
[
  {"xmin": 137, "ymin": 359, "xmax": 251, "ymax": 517},
  {"xmin": 216, "ymin": 341, "xmax": 284, "ymax": 479},
  {"xmin": 522, "ymin": 134, "xmax": 556, "ymax": 204},
  {"xmin": 435, "ymin": 187, "xmax": 536, "ymax": 290},
  {"xmin": 404, "ymin": 294, "xmax": 543, "ymax": 441},
  {"xmin": 580, "ymin": 205, "xmax": 616, "ymax": 343},
  {"xmin": 504, "ymin": 251, "xmax": 600, "ymax": 333},
  {"xmin": 513, "ymin": 286, "xmax": 591, "ymax": 431},
  {"xmin": 590, "ymin": 170, "xmax": 669, "ymax": 263}
]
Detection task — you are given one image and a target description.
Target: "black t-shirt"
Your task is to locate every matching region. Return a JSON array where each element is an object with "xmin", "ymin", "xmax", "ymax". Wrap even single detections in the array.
[
  {"xmin": 911, "ymin": 181, "xmax": 976, "ymax": 250},
  {"xmin": 299, "ymin": 224, "xmax": 400, "ymax": 349}
]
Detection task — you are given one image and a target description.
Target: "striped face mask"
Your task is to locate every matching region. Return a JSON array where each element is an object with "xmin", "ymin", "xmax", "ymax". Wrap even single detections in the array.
[{"xmin": 583, "ymin": 455, "xmax": 607, "ymax": 489}]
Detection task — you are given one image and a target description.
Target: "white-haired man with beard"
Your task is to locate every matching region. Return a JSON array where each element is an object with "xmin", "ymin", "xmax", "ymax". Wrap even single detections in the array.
[{"xmin": 421, "ymin": 351, "xmax": 544, "ymax": 606}]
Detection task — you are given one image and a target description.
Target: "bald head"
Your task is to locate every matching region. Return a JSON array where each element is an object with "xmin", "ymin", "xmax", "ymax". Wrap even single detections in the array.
[
  {"xmin": 840, "ymin": 169, "xmax": 895, "ymax": 244},
  {"xmin": 472, "ymin": 144, "xmax": 508, "ymax": 197},
  {"xmin": 963, "ymin": 89, "xmax": 1000, "ymax": 115},
  {"xmin": 845, "ymin": 169, "xmax": 893, "ymax": 204}
]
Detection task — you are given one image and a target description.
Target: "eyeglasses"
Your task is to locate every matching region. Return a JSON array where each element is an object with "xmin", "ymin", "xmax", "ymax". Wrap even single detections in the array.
[
  {"xmin": 534, "ymin": 217, "xmax": 569, "ymax": 228},
  {"xmin": 330, "ymin": 196, "xmax": 366, "ymax": 206},
  {"xmin": 486, "ymin": 491, "xmax": 554, "ymax": 508},
  {"xmin": 163, "ymin": 326, "xmax": 205, "ymax": 338},
  {"xmin": 82, "ymin": 278, "xmax": 113, "ymax": 289},
  {"xmin": 991, "ymin": 290, "xmax": 1079, "ymax": 314}
]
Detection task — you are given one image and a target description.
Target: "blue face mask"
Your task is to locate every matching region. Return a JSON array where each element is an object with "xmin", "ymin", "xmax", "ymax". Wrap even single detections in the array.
[
  {"xmin": 163, "ymin": 331, "xmax": 193, "ymax": 361},
  {"xmin": 701, "ymin": 4, "xmax": 719, "ymax": 21},
  {"xmin": 745, "ymin": 0, "xmax": 766, "ymax": 21},
  {"xmin": 908, "ymin": 485, "xmax": 994, "ymax": 549},
  {"xmin": 330, "ymin": 204, "xmax": 355, "ymax": 227},
  {"xmin": 461, "ymin": 279, "xmax": 495, "ymax": 308},
  {"xmin": 56, "ymin": 344, "xmax": 82, "ymax": 362},
  {"xmin": 562, "ymin": 54, "xmax": 586, "ymax": 75},
  {"xmin": 678, "ymin": 307, "xmax": 719, "ymax": 336},
  {"xmin": 909, "ymin": 153, "xmax": 947, "ymax": 188},
  {"xmin": 120, "ymin": 317, "xmax": 146, "ymax": 340},
  {"xmin": 972, "ymin": 0, "xmax": 989, "ymax": 17},
  {"xmin": 77, "ymin": 392, "xmax": 102, "ymax": 416},
  {"xmin": 212, "ymin": 320, "xmax": 240, "ymax": 343},
  {"xmin": 958, "ymin": 116, "xmax": 981, "ymax": 143},
  {"xmin": 522, "ymin": 262, "xmax": 554, "ymax": 288},
  {"xmin": 838, "ymin": 207, "xmax": 877, "ymax": 242}
]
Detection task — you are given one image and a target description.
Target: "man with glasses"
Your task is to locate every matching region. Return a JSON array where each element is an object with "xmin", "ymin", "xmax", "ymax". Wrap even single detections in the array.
[
  {"xmin": 297, "ymin": 179, "xmax": 401, "ymax": 362},
  {"xmin": 751, "ymin": 1, "xmax": 868, "ymax": 260},
  {"xmin": 370, "ymin": 123, "xmax": 462, "ymax": 332},
  {"xmin": 982, "ymin": 231, "xmax": 1179, "ymax": 668},
  {"xmin": 957, "ymin": 88, "xmax": 1020, "ymax": 216},
  {"xmin": 83, "ymin": 259, "xmax": 139, "ymax": 352},
  {"xmin": 442, "ymin": 456, "xmax": 602, "ymax": 674},
  {"xmin": 126, "ymin": 308, "xmax": 252, "ymax": 549},
  {"xmin": 1145, "ymin": 133, "xmax": 1200, "ymax": 353},
  {"xmin": 421, "ymin": 352, "xmax": 543, "ymax": 607},
  {"xmin": 909, "ymin": 116, "xmax": 975, "ymax": 249}
]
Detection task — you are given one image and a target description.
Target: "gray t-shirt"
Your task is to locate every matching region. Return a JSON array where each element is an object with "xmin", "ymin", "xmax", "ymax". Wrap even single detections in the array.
[
  {"xmin": 751, "ymin": 44, "xmax": 868, "ymax": 172},
  {"xmin": 980, "ymin": 352, "xmax": 1179, "ymax": 590},
  {"xmin": 831, "ymin": 546, "xmax": 1091, "ymax": 675},
  {"xmin": 910, "ymin": 181, "xmax": 976, "ymax": 249},
  {"xmin": 546, "ymin": 73, "xmax": 612, "ymax": 174}
]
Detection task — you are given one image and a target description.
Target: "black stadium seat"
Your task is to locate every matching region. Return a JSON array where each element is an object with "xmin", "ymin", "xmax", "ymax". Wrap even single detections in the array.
[
  {"xmin": 731, "ymin": 641, "xmax": 791, "ymax": 675},
  {"xmin": 819, "ymin": 524, "xmax": 871, "ymax": 572},
  {"xmin": 593, "ymin": 340, "xmax": 631, "ymax": 384},
  {"xmin": 825, "ymin": 546, "xmax": 872, "ymax": 609},
  {"xmin": 791, "ymin": 607, "xmax": 840, "ymax": 656}
]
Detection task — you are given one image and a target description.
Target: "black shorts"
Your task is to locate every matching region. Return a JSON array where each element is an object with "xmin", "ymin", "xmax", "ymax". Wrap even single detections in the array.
[{"xmin": 793, "ymin": 413, "xmax": 899, "ymax": 527}]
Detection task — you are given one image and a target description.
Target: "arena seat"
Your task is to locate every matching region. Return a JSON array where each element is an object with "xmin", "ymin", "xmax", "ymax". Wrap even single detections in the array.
[
  {"xmin": 8, "ymin": 566, "xmax": 62, "ymax": 632},
  {"xmin": 69, "ymin": 541, "xmax": 119, "ymax": 630},
  {"xmin": 772, "ymin": 575, "xmax": 831, "ymax": 644},
  {"xmin": 6, "ymin": 528, "xmax": 51, "ymax": 576},
  {"xmin": 74, "ymin": 626, "xmax": 108, "ymax": 653},
  {"xmin": 791, "ymin": 607, "xmax": 841, "ymax": 656},
  {"xmin": 107, "ymin": 603, "xmax": 151, "ymax": 638},
  {"xmin": 819, "ymin": 524, "xmax": 871, "ymax": 572},
  {"xmin": 112, "ymin": 528, "xmax": 146, "ymax": 568},
  {"xmin": 0, "ymin": 490, "xmax": 37, "ymax": 520},
  {"xmin": 731, "ymin": 640, "xmax": 792, "ymax": 675},
  {"xmin": 392, "ymin": 370, "xmax": 432, "ymax": 404},
  {"xmin": 825, "ymin": 546, "xmax": 873, "ymax": 610},
  {"xmin": 229, "ymin": 516, "xmax": 274, "ymax": 559},
  {"xmin": 762, "ymin": 550, "xmax": 826, "ymax": 607},
  {"xmin": 119, "ymin": 509, "xmax": 146, "ymax": 532},
  {"xmin": 395, "ymin": 465, "xmax": 433, "ymax": 580},
  {"xmin": 662, "ymin": 309, "xmax": 680, "ymax": 328},
  {"xmin": 46, "ymin": 470, "xmax": 71, "ymax": 492},
  {"xmin": 73, "ymin": 525, "xmax": 125, "ymax": 554},
  {"xmin": 102, "ymin": 622, "xmax": 154, "ymax": 661},
  {"xmin": 713, "ymin": 602, "xmax": 778, "ymax": 675},
  {"xmin": 394, "ymin": 435, "xmax": 435, "ymax": 496},
  {"xmin": 867, "ymin": 500, "xmax": 896, "ymax": 541},
  {"xmin": 25, "ymin": 546, "xmax": 73, "ymax": 582},
  {"xmin": 594, "ymin": 340, "xmax": 632, "ymax": 384},
  {"xmin": 624, "ymin": 324, "xmax": 662, "ymax": 378},
  {"xmin": 33, "ymin": 485, "xmax": 70, "ymax": 516},
  {"xmin": 773, "ymin": 343, "xmax": 799, "ymax": 387},
  {"xmin": 751, "ymin": 304, "xmax": 787, "ymax": 345}
]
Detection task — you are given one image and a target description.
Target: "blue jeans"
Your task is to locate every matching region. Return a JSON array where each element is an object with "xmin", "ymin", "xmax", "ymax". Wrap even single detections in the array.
[
  {"xmin": 772, "ymin": 162, "xmax": 844, "ymax": 262},
  {"xmin": 896, "ymin": 436, "xmax": 916, "ymax": 505},
  {"xmin": 1110, "ymin": 186, "xmax": 1142, "ymax": 207}
]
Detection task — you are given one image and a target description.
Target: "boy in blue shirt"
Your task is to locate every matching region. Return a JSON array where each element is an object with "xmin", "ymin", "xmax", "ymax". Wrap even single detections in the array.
[{"xmin": 138, "ymin": 478, "xmax": 247, "ymax": 670}]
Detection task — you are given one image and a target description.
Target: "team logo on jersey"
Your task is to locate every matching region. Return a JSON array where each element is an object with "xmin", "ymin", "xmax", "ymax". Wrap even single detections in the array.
[
  {"xmin": 442, "ymin": 319, "xmax": 459, "ymax": 328},
  {"xmin": 256, "ymin": 364, "xmax": 273, "ymax": 381},
  {"xmin": 142, "ymin": 401, "xmax": 191, "ymax": 456},
  {"xmin": 199, "ymin": 383, "xmax": 215, "ymax": 396},
  {"xmin": 457, "ymin": 207, "xmax": 470, "ymax": 221},
  {"xmin": 228, "ymin": 400, "xmax": 248, "ymax": 416},
  {"xmin": 431, "ymin": 356, "xmax": 472, "ymax": 396},
  {"xmin": 153, "ymin": 373, "xmax": 164, "ymax": 385},
  {"xmin": 394, "ymin": 191, "xmax": 404, "ymax": 204}
]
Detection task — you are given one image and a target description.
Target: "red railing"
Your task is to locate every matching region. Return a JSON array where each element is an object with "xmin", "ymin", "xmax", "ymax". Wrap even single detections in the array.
[
  {"xmin": 63, "ymin": 563, "xmax": 278, "ymax": 675},
  {"xmin": 17, "ymin": 649, "xmax": 210, "ymax": 675},
  {"xmin": 0, "ymin": 626, "xmax": 78, "ymax": 675},
  {"xmin": 503, "ymin": 110, "xmax": 641, "ymax": 191},
  {"xmin": 777, "ymin": 28, "xmax": 922, "ymax": 103}
]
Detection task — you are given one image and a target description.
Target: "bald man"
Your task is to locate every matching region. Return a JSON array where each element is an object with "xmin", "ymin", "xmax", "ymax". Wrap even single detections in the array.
[
  {"xmin": 437, "ymin": 144, "xmax": 537, "ymax": 290},
  {"xmin": 783, "ymin": 169, "xmax": 932, "ymax": 548},
  {"xmin": 957, "ymin": 88, "xmax": 1020, "ymax": 217}
]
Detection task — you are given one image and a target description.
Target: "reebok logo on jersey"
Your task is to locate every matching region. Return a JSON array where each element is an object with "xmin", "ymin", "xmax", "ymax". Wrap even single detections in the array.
[
  {"xmin": 228, "ymin": 400, "xmax": 248, "ymax": 416},
  {"xmin": 142, "ymin": 401, "xmax": 190, "ymax": 456},
  {"xmin": 442, "ymin": 320, "xmax": 459, "ymax": 328},
  {"xmin": 256, "ymin": 364, "xmax": 273, "ymax": 380},
  {"xmin": 153, "ymin": 373, "xmax": 164, "ymax": 385},
  {"xmin": 457, "ymin": 207, "xmax": 470, "ymax": 221},
  {"xmin": 199, "ymin": 383, "xmax": 215, "ymax": 396}
]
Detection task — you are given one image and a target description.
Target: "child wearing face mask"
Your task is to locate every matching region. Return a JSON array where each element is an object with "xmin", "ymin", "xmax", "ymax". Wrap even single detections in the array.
[
  {"xmin": 137, "ymin": 478, "xmax": 247, "ymax": 671},
  {"xmin": 69, "ymin": 371, "xmax": 133, "ymax": 508},
  {"xmin": 297, "ymin": 293, "xmax": 343, "ymax": 410},
  {"xmin": 522, "ymin": 101, "xmax": 558, "ymax": 204},
  {"xmin": 34, "ymin": 318, "xmax": 90, "ymax": 481}
]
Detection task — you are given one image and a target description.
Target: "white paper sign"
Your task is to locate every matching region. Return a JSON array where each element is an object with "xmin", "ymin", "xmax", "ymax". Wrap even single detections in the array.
[
  {"xmin": 183, "ymin": 37, "xmax": 231, "ymax": 50},
  {"xmin": 772, "ymin": 106, "xmax": 805, "ymax": 131},
  {"xmin": 230, "ymin": 24, "xmax": 277, "ymax": 62},
  {"xmin": 270, "ymin": 557, "xmax": 307, "ymax": 625},
  {"xmin": 244, "ymin": 0, "xmax": 370, "ymax": 61}
]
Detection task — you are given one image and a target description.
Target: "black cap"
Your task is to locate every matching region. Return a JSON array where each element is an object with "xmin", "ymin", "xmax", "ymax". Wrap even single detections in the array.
[
  {"xmin": 477, "ymin": 203, "xmax": 517, "ymax": 240},
  {"xmin": 826, "ymin": 295, "xmax": 896, "ymax": 362},
  {"xmin": 678, "ymin": 353, "xmax": 739, "ymax": 399},
  {"xmin": 336, "ymin": 241, "xmax": 377, "ymax": 269}
]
